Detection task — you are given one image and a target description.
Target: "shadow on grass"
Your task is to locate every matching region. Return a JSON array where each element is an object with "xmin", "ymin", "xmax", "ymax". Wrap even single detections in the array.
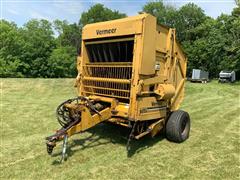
[{"xmin": 51, "ymin": 122, "xmax": 165, "ymax": 165}]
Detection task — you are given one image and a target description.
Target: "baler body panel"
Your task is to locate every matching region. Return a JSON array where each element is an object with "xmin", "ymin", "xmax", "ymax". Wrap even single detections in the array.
[
  {"xmin": 82, "ymin": 14, "xmax": 144, "ymax": 40},
  {"xmin": 77, "ymin": 14, "xmax": 187, "ymax": 121}
]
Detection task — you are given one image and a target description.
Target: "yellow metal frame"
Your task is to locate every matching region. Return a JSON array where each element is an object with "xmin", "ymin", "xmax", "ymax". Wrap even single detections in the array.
[
  {"xmin": 46, "ymin": 14, "xmax": 188, "ymax": 159},
  {"xmin": 73, "ymin": 13, "xmax": 187, "ymax": 137}
]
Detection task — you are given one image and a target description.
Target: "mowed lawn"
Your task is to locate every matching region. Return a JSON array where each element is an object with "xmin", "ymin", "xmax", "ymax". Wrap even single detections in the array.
[{"xmin": 1, "ymin": 78, "xmax": 239, "ymax": 179}]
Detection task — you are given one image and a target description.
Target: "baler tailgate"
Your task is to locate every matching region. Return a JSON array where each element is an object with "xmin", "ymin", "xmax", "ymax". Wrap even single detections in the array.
[{"xmin": 82, "ymin": 62, "xmax": 132, "ymax": 101}]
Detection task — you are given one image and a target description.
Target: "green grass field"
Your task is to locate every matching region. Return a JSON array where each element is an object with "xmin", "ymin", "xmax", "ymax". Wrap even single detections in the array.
[{"xmin": 1, "ymin": 79, "xmax": 239, "ymax": 179}]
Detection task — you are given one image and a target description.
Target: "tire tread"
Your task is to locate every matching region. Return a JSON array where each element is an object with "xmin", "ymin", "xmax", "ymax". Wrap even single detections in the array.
[{"xmin": 166, "ymin": 110, "xmax": 190, "ymax": 143}]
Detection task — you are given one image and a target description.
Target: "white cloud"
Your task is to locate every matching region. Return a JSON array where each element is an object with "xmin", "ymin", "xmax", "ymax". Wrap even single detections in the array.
[
  {"xmin": 7, "ymin": 8, "xmax": 20, "ymax": 15},
  {"xmin": 29, "ymin": 11, "xmax": 53, "ymax": 21},
  {"xmin": 53, "ymin": 1, "xmax": 85, "ymax": 15}
]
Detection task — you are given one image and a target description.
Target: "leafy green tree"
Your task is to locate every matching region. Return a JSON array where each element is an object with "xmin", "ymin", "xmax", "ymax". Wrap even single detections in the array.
[
  {"xmin": 143, "ymin": 1, "xmax": 207, "ymax": 42},
  {"xmin": 175, "ymin": 3, "xmax": 207, "ymax": 42},
  {"xmin": 52, "ymin": 20, "xmax": 81, "ymax": 77},
  {"xmin": 218, "ymin": 13, "xmax": 240, "ymax": 73},
  {"xmin": 19, "ymin": 19, "xmax": 56, "ymax": 77},
  {"xmin": 47, "ymin": 46, "xmax": 77, "ymax": 77},
  {"xmin": 143, "ymin": 1, "xmax": 177, "ymax": 27},
  {"xmin": 79, "ymin": 4, "xmax": 126, "ymax": 28},
  {"xmin": 182, "ymin": 19, "xmax": 226, "ymax": 77},
  {"xmin": 235, "ymin": 0, "xmax": 240, "ymax": 6},
  {"xmin": 1, "ymin": 2, "xmax": 239, "ymax": 79},
  {"xmin": 54, "ymin": 20, "xmax": 81, "ymax": 54},
  {"xmin": 0, "ymin": 20, "xmax": 24, "ymax": 77},
  {"xmin": 0, "ymin": 57, "xmax": 23, "ymax": 77},
  {"xmin": 183, "ymin": 12, "xmax": 240, "ymax": 77}
]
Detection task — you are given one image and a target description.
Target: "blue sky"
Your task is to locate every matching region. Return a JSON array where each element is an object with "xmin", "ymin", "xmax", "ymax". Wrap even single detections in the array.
[{"xmin": 0, "ymin": 0, "xmax": 237, "ymax": 26}]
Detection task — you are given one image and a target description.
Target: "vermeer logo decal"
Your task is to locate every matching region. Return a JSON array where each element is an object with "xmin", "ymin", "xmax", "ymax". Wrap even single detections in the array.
[{"xmin": 96, "ymin": 28, "xmax": 116, "ymax": 35}]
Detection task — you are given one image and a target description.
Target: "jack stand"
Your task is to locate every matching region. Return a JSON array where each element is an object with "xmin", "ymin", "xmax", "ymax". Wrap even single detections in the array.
[
  {"xmin": 126, "ymin": 121, "xmax": 137, "ymax": 152},
  {"xmin": 60, "ymin": 134, "xmax": 68, "ymax": 163}
]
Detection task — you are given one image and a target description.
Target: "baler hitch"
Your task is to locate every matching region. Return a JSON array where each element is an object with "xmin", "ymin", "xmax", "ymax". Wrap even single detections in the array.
[{"xmin": 45, "ymin": 96, "xmax": 113, "ymax": 162}]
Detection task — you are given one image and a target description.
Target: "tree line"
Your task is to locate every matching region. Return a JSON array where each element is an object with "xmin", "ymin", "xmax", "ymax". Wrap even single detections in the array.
[{"xmin": 0, "ymin": 1, "xmax": 239, "ymax": 78}]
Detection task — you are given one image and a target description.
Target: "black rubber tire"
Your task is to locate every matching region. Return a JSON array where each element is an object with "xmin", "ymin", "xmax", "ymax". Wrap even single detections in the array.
[{"xmin": 166, "ymin": 110, "xmax": 190, "ymax": 143}]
